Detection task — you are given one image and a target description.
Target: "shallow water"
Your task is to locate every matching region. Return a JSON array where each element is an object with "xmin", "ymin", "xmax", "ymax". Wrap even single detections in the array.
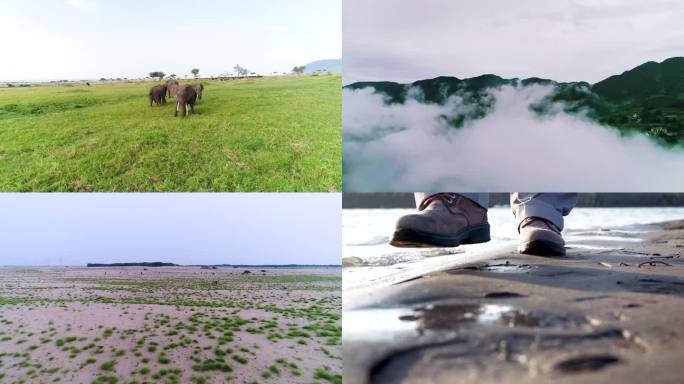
[{"xmin": 343, "ymin": 301, "xmax": 594, "ymax": 343}]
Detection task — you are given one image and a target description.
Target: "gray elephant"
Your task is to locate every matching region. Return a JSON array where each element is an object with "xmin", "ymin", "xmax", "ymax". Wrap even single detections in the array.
[
  {"xmin": 149, "ymin": 84, "xmax": 167, "ymax": 106},
  {"xmin": 192, "ymin": 83, "xmax": 204, "ymax": 100},
  {"xmin": 166, "ymin": 79, "xmax": 179, "ymax": 98},
  {"xmin": 175, "ymin": 85, "xmax": 197, "ymax": 118}
]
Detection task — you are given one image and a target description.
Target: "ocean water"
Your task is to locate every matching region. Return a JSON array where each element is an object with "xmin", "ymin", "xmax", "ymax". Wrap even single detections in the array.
[{"xmin": 342, "ymin": 207, "xmax": 684, "ymax": 291}]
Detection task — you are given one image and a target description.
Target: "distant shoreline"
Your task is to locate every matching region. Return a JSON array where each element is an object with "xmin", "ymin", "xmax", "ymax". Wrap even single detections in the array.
[{"xmin": 86, "ymin": 262, "xmax": 177, "ymax": 267}]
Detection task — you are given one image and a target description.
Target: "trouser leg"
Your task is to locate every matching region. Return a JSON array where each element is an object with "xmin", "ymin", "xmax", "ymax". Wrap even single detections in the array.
[{"xmin": 510, "ymin": 193, "xmax": 579, "ymax": 231}]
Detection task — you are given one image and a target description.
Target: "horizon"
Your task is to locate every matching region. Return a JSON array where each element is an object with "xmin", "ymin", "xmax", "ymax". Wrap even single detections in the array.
[
  {"xmin": 0, "ymin": 0, "xmax": 341, "ymax": 82},
  {"xmin": 344, "ymin": 0, "xmax": 684, "ymax": 85},
  {"xmin": 0, "ymin": 58, "xmax": 342, "ymax": 84}
]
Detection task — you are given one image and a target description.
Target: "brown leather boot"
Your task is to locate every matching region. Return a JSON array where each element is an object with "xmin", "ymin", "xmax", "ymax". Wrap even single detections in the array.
[
  {"xmin": 517, "ymin": 217, "xmax": 566, "ymax": 256},
  {"xmin": 390, "ymin": 193, "xmax": 490, "ymax": 248}
]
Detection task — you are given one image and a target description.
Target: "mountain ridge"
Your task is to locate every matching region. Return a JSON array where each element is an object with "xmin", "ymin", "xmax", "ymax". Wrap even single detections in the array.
[{"xmin": 344, "ymin": 57, "xmax": 684, "ymax": 145}]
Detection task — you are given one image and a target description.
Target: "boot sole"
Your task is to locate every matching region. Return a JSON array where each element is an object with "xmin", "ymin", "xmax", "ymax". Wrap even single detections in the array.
[
  {"xmin": 389, "ymin": 223, "xmax": 490, "ymax": 248},
  {"xmin": 518, "ymin": 240, "xmax": 566, "ymax": 257}
]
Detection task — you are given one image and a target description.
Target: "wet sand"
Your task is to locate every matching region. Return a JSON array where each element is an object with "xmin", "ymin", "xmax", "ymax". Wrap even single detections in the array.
[
  {"xmin": 0, "ymin": 266, "xmax": 341, "ymax": 383},
  {"xmin": 343, "ymin": 220, "xmax": 684, "ymax": 384}
]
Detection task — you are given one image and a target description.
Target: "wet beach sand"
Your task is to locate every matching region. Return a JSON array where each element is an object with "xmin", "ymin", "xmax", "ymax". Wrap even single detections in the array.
[
  {"xmin": 343, "ymin": 220, "xmax": 684, "ymax": 384},
  {"xmin": 0, "ymin": 266, "xmax": 341, "ymax": 384}
]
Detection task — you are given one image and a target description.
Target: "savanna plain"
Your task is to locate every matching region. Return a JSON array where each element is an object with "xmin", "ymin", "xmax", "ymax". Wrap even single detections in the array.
[
  {"xmin": 0, "ymin": 266, "xmax": 341, "ymax": 384},
  {"xmin": 0, "ymin": 74, "xmax": 341, "ymax": 192}
]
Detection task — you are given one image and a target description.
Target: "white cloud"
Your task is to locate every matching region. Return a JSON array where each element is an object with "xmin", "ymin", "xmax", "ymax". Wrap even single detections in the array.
[{"xmin": 343, "ymin": 86, "xmax": 684, "ymax": 192}]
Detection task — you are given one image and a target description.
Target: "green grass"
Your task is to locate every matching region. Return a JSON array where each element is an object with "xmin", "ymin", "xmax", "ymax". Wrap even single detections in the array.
[
  {"xmin": 99, "ymin": 360, "xmax": 116, "ymax": 371},
  {"xmin": 0, "ymin": 75, "xmax": 341, "ymax": 191},
  {"xmin": 93, "ymin": 375, "xmax": 118, "ymax": 384},
  {"xmin": 191, "ymin": 359, "xmax": 232, "ymax": 372},
  {"xmin": 314, "ymin": 367, "xmax": 342, "ymax": 384},
  {"xmin": 157, "ymin": 353, "xmax": 171, "ymax": 364},
  {"xmin": 242, "ymin": 275, "xmax": 342, "ymax": 283},
  {"xmin": 189, "ymin": 376, "xmax": 209, "ymax": 384},
  {"xmin": 232, "ymin": 354, "xmax": 248, "ymax": 364}
]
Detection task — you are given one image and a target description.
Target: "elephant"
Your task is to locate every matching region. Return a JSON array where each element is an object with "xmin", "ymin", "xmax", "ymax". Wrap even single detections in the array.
[
  {"xmin": 175, "ymin": 85, "xmax": 197, "ymax": 118},
  {"xmin": 166, "ymin": 79, "xmax": 179, "ymax": 98},
  {"xmin": 192, "ymin": 83, "xmax": 204, "ymax": 100},
  {"xmin": 149, "ymin": 84, "xmax": 167, "ymax": 106}
]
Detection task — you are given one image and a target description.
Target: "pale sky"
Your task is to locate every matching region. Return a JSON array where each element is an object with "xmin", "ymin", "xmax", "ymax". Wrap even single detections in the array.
[
  {"xmin": 343, "ymin": 0, "xmax": 684, "ymax": 84},
  {"xmin": 0, "ymin": 193, "xmax": 341, "ymax": 266},
  {"xmin": 0, "ymin": 0, "xmax": 341, "ymax": 81}
]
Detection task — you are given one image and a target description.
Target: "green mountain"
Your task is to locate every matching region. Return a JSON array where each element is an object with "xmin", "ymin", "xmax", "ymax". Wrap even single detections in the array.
[
  {"xmin": 346, "ymin": 81, "xmax": 408, "ymax": 103},
  {"xmin": 345, "ymin": 57, "xmax": 684, "ymax": 145},
  {"xmin": 593, "ymin": 57, "xmax": 684, "ymax": 104}
]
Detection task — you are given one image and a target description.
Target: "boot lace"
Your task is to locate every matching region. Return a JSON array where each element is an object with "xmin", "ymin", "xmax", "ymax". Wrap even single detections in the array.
[{"xmin": 418, "ymin": 193, "xmax": 461, "ymax": 215}]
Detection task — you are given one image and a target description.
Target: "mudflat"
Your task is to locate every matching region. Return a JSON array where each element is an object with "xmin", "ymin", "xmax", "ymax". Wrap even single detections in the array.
[
  {"xmin": 343, "ymin": 220, "xmax": 684, "ymax": 384},
  {"xmin": 0, "ymin": 266, "xmax": 341, "ymax": 384}
]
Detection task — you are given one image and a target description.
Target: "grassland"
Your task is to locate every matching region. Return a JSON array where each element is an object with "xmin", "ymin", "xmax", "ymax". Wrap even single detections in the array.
[
  {"xmin": 0, "ymin": 75, "xmax": 341, "ymax": 191},
  {"xmin": 0, "ymin": 266, "xmax": 341, "ymax": 383}
]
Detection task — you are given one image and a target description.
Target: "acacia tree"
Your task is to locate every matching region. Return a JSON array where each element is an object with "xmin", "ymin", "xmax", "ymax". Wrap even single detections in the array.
[
  {"xmin": 149, "ymin": 71, "xmax": 165, "ymax": 81},
  {"xmin": 191, "ymin": 68, "xmax": 199, "ymax": 79},
  {"xmin": 233, "ymin": 65, "xmax": 250, "ymax": 77},
  {"xmin": 292, "ymin": 65, "xmax": 306, "ymax": 75}
]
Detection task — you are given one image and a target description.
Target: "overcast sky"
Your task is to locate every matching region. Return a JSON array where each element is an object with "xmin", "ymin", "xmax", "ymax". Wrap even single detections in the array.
[
  {"xmin": 0, "ymin": 0, "xmax": 341, "ymax": 81},
  {"xmin": 344, "ymin": 0, "xmax": 684, "ymax": 84},
  {"xmin": 0, "ymin": 193, "xmax": 340, "ymax": 266}
]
